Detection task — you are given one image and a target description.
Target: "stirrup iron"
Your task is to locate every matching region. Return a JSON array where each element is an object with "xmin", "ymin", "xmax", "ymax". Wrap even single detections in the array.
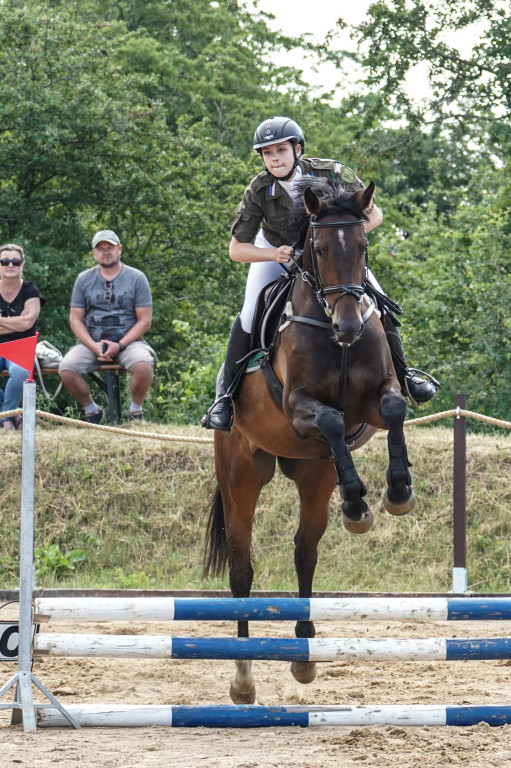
[{"xmin": 404, "ymin": 367, "xmax": 440, "ymax": 407}]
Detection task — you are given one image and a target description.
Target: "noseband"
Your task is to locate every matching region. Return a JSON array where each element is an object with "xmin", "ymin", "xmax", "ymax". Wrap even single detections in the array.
[{"xmin": 308, "ymin": 217, "xmax": 367, "ymax": 318}]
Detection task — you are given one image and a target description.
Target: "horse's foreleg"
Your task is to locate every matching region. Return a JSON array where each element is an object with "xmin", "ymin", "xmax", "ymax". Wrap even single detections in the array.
[
  {"xmin": 315, "ymin": 407, "xmax": 373, "ymax": 534},
  {"xmin": 379, "ymin": 391, "xmax": 416, "ymax": 515}
]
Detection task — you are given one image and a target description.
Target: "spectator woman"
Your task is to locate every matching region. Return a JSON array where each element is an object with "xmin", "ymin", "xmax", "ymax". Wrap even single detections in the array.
[{"xmin": 0, "ymin": 244, "xmax": 44, "ymax": 430}]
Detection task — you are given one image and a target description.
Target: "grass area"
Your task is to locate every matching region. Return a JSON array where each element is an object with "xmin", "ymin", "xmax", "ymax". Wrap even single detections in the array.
[{"xmin": 1, "ymin": 420, "xmax": 510, "ymax": 593}]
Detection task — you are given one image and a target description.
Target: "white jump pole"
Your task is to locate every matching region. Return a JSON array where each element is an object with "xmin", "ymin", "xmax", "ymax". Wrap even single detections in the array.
[
  {"xmin": 35, "ymin": 703, "xmax": 511, "ymax": 729},
  {"xmin": 0, "ymin": 380, "xmax": 80, "ymax": 730},
  {"xmin": 31, "ymin": 633, "xmax": 511, "ymax": 662},
  {"xmin": 34, "ymin": 595, "xmax": 511, "ymax": 623}
]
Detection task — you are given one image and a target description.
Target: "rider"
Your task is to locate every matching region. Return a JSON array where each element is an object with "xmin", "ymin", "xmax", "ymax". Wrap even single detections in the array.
[{"xmin": 201, "ymin": 116, "xmax": 438, "ymax": 432}]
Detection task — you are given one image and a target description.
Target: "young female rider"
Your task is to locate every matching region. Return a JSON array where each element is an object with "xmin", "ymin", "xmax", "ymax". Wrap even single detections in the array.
[{"xmin": 202, "ymin": 116, "xmax": 438, "ymax": 432}]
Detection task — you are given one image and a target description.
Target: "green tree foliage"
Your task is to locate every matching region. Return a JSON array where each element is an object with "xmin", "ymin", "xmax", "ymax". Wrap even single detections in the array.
[
  {"xmin": 353, "ymin": 1, "xmax": 510, "ymax": 128},
  {"xmin": 0, "ymin": 0, "xmax": 342, "ymax": 420},
  {"xmin": 0, "ymin": 2, "xmax": 320, "ymax": 344},
  {"xmin": 0, "ymin": 4, "xmax": 172, "ymax": 346},
  {"xmin": 340, "ymin": 2, "xmax": 511, "ymax": 420},
  {"xmin": 1, "ymin": 0, "xmax": 510, "ymax": 424}
]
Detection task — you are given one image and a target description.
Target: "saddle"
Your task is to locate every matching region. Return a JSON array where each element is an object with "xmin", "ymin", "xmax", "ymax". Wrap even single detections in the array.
[
  {"xmin": 248, "ymin": 274, "xmax": 332, "ymax": 413},
  {"xmin": 250, "ymin": 274, "xmax": 295, "ymax": 355}
]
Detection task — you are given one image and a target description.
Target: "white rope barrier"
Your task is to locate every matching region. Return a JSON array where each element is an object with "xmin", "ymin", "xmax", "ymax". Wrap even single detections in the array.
[
  {"xmin": 1, "ymin": 406, "xmax": 510, "ymax": 445},
  {"xmin": 0, "ymin": 407, "xmax": 213, "ymax": 443},
  {"xmin": 404, "ymin": 409, "xmax": 511, "ymax": 430}
]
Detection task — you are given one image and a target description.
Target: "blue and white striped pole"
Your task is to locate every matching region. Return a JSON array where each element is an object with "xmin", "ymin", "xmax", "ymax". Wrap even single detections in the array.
[
  {"xmin": 33, "ymin": 634, "xmax": 511, "ymax": 662},
  {"xmin": 34, "ymin": 596, "xmax": 511, "ymax": 623},
  {"xmin": 35, "ymin": 703, "xmax": 511, "ymax": 728}
]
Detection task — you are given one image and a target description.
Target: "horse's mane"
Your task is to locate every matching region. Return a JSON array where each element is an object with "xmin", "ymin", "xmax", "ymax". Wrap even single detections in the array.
[{"xmin": 294, "ymin": 175, "xmax": 367, "ymax": 220}]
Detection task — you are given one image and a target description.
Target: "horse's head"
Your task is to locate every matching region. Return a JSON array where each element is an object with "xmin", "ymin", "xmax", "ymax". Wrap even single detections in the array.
[{"xmin": 300, "ymin": 178, "xmax": 375, "ymax": 346}]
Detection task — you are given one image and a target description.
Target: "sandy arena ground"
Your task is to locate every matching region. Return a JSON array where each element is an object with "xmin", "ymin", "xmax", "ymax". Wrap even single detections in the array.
[{"xmin": 1, "ymin": 616, "xmax": 511, "ymax": 767}]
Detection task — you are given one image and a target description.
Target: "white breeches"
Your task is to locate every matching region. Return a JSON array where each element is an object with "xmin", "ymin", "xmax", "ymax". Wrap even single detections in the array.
[
  {"xmin": 366, "ymin": 267, "xmax": 383, "ymax": 294},
  {"xmin": 240, "ymin": 260, "xmax": 287, "ymax": 333}
]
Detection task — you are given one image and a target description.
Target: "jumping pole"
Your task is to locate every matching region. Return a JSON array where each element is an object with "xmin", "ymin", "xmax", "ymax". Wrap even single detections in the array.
[
  {"xmin": 0, "ymin": 380, "xmax": 80, "ymax": 731},
  {"xmin": 452, "ymin": 394, "xmax": 467, "ymax": 593}
]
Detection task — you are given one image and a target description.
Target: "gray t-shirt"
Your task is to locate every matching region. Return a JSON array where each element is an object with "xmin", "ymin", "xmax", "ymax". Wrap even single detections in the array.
[{"xmin": 70, "ymin": 264, "xmax": 152, "ymax": 342}]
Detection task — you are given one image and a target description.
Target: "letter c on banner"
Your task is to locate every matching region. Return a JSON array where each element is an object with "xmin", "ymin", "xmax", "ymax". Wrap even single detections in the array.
[{"xmin": 0, "ymin": 624, "xmax": 19, "ymax": 659}]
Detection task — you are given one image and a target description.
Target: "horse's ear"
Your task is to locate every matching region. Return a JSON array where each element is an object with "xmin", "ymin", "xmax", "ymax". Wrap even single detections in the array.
[
  {"xmin": 304, "ymin": 186, "xmax": 322, "ymax": 216},
  {"xmin": 358, "ymin": 180, "xmax": 376, "ymax": 213}
]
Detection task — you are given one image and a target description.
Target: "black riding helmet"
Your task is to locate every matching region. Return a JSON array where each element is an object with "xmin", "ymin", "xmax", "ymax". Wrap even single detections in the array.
[
  {"xmin": 253, "ymin": 117, "xmax": 305, "ymax": 181},
  {"xmin": 253, "ymin": 116, "xmax": 305, "ymax": 153}
]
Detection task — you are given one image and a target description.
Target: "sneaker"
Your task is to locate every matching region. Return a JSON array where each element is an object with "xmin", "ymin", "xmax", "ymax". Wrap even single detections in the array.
[
  {"xmin": 83, "ymin": 407, "xmax": 103, "ymax": 424},
  {"xmin": 128, "ymin": 411, "xmax": 143, "ymax": 422},
  {"xmin": 13, "ymin": 415, "xmax": 22, "ymax": 431},
  {"xmin": 1, "ymin": 418, "xmax": 15, "ymax": 431}
]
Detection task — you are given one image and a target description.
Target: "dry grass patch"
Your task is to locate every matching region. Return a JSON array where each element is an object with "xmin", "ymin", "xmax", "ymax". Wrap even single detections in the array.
[{"xmin": 0, "ymin": 423, "xmax": 510, "ymax": 592}]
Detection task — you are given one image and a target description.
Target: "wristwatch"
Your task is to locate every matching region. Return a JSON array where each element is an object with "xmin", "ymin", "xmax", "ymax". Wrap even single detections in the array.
[{"xmin": 118, "ymin": 342, "xmax": 126, "ymax": 352}]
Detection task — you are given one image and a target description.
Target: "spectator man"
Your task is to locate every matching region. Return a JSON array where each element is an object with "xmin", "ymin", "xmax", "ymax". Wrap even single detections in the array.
[{"xmin": 59, "ymin": 229, "xmax": 156, "ymax": 423}]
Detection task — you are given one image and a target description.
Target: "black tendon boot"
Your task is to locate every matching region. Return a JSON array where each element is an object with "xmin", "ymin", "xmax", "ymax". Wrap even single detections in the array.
[
  {"xmin": 201, "ymin": 315, "xmax": 252, "ymax": 431},
  {"xmin": 384, "ymin": 314, "xmax": 439, "ymax": 405}
]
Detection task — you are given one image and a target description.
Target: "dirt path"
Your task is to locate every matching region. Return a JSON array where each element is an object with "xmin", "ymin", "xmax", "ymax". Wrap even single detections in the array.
[{"xmin": 2, "ymin": 617, "xmax": 511, "ymax": 767}]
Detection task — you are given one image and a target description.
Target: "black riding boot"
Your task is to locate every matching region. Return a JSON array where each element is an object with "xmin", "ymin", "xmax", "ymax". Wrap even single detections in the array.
[
  {"xmin": 384, "ymin": 314, "xmax": 439, "ymax": 405},
  {"xmin": 201, "ymin": 315, "xmax": 252, "ymax": 431}
]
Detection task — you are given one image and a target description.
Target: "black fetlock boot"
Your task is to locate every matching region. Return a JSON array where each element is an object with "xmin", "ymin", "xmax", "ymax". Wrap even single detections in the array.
[
  {"xmin": 383, "ymin": 314, "xmax": 439, "ymax": 406},
  {"xmin": 201, "ymin": 315, "xmax": 252, "ymax": 431}
]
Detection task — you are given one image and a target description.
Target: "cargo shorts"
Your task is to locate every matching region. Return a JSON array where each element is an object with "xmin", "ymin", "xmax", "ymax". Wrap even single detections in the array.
[{"xmin": 59, "ymin": 339, "xmax": 156, "ymax": 376}]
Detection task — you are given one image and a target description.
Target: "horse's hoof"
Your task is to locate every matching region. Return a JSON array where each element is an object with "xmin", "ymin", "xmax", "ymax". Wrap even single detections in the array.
[
  {"xmin": 342, "ymin": 507, "xmax": 374, "ymax": 534},
  {"xmin": 229, "ymin": 678, "xmax": 256, "ymax": 705},
  {"xmin": 291, "ymin": 661, "xmax": 317, "ymax": 685},
  {"xmin": 383, "ymin": 488, "xmax": 416, "ymax": 516}
]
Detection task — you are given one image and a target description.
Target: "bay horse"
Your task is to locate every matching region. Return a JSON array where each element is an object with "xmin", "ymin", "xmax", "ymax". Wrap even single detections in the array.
[{"xmin": 204, "ymin": 177, "xmax": 415, "ymax": 704}]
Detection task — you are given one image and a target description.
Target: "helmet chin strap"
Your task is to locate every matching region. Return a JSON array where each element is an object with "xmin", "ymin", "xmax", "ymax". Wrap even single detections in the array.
[{"xmin": 274, "ymin": 160, "xmax": 299, "ymax": 182}]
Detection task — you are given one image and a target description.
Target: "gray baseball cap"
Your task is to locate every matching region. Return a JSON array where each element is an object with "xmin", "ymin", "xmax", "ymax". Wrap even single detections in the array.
[{"xmin": 92, "ymin": 230, "xmax": 121, "ymax": 248}]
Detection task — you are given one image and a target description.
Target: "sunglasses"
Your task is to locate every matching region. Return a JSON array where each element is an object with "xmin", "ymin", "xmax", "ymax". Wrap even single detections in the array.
[
  {"xmin": 104, "ymin": 281, "xmax": 113, "ymax": 302},
  {"xmin": 0, "ymin": 259, "xmax": 23, "ymax": 266}
]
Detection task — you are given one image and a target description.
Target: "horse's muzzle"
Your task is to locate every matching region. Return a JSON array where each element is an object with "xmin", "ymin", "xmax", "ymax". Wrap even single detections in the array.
[{"xmin": 331, "ymin": 318, "xmax": 363, "ymax": 346}]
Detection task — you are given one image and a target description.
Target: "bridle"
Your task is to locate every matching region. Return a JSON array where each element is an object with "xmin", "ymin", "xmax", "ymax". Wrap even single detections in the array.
[
  {"xmin": 309, "ymin": 217, "xmax": 367, "ymax": 317},
  {"xmin": 291, "ymin": 216, "xmax": 368, "ymax": 319}
]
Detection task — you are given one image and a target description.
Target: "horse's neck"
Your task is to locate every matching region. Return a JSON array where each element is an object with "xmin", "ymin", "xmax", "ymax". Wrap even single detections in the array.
[
  {"xmin": 291, "ymin": 271, "xmax": 323, "ymax": 318},
  {"xmin": 301, "ymin": 237, "xmax": 314, "ymax": 274}
]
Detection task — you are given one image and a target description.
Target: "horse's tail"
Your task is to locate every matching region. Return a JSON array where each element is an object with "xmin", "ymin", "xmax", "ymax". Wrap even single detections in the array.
[{"xmin": 203, "ymin": 486, "xmax": 229, "ymax": 578}]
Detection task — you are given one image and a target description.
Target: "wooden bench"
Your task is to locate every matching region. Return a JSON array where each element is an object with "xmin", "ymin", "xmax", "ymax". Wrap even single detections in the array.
[{"xmin": 1, "ymin": 365, "xmax": 126, "ymax": 424}]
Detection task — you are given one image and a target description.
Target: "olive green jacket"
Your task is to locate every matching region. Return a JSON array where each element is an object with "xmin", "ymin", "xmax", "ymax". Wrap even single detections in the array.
[{"xmin": 230, "ymin": 157, "xmax": 359, "ymax": 248}]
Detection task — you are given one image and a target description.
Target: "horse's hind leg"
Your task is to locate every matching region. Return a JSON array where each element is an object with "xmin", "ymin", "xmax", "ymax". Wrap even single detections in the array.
[
  {"xmin": 278, "ymin": 457, "xmax": 334, "ymax": 685},
  {"xmin": 379, "ymin": 391, "xmax": 416, "ymax": 515}
]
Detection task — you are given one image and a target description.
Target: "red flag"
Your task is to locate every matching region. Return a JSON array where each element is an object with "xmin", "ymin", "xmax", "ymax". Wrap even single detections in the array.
[{"xmin": 0, "ymin": 333, "xmax": 39, "ymax": 381}]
